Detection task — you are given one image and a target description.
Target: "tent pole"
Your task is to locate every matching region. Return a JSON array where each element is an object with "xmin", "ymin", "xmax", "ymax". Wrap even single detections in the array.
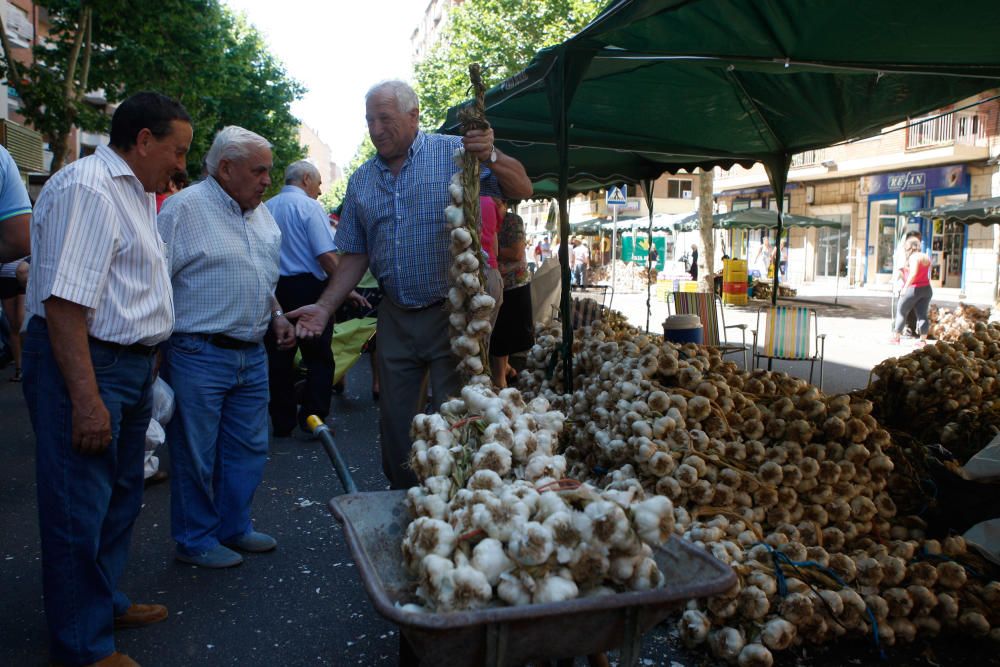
[
  {"xmin": 553, "ymin": 55, "xmax": 573, "ymax": 391},
  {"xmin": 610, "ymin": 206, "xmax": 618, "ymax": 307},
  {"xmin": 764, "ymin": 155, "xmax": 792, "ymax": 372},
  {"xmin": 642, "ymin": 178, "xmax": 654, "ymax": 333},
  {"xmin": 835, "ymin": 226, "xmax": 842, "ymax": 305}
]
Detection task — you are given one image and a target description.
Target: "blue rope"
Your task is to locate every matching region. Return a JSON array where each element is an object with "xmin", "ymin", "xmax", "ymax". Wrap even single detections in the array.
[{"xmin": 754, "ymin": 542, "xmax": 887, "ymax": 660}]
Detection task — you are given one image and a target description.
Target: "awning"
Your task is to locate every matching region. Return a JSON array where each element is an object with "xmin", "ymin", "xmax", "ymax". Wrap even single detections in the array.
[
  {"xmin": 674, "ymin": 208, "xmax": 843, "ymax": 232},
  {"xmin": 917, "ymin": 197, "xmax": 1000, "ymax": 224}
]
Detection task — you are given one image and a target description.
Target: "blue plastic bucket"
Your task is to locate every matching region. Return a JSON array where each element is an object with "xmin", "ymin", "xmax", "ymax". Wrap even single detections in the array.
[{"xmin": 662, "ymin": 314, "xmax": 703, "ymax": 344}]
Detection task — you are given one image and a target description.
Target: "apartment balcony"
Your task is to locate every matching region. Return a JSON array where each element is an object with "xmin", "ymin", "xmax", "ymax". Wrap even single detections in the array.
[{"xmin": 904, "ymin": 110, "xmax": 992, "ymax": 165}]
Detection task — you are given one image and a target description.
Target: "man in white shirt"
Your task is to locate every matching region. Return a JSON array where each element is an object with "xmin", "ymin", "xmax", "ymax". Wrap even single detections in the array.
[
  {"xmin": 22, "ymin": 92, "xmax": 192, "ymax": 667},
  {"xmin": 158, "ymin": 126, "xmax": 294, "ymax": 569}
]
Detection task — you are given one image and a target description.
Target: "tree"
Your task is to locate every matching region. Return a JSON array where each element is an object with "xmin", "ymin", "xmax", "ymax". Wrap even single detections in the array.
[
  {"xmin": 697, "ymin": 168, "xmax": 715, "ymax": 290},
  {"xmin": 414, "ymin": 0, "xmax": 604, "ymax": 129},
  {"xmin": 0, "ymin": 0, "xmax": 304, "ymax": 183}
]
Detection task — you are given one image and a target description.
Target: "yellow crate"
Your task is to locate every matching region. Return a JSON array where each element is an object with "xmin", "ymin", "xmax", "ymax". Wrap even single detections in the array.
[
  {"xmin": 723, "ymin": 259, "xmax": 748, "ymax": 281},
  {"xmin": 722, "ymin": 291, "xmax": 748, "ymax": 305},
  {"xmin": 656, "ymin": 283, "xmax": 670, "ymax": 302},
  {"xmin": 680, "ymin": 280, "xmax": 700, "ymax": 293}
]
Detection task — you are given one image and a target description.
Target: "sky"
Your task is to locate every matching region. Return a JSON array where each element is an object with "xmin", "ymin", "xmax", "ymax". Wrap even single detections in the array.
[{"xmin": 224, "ymin": 0, "xmax": 429, "ymax": 170}]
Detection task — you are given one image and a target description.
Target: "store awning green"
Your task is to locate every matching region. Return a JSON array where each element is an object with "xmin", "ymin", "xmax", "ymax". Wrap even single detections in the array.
[
  {"xmin": 674, "ymin": 208, "xmax": 843, "ymax": 232},
  {"xmin": 918, "ymin": 197, "xmax": 1000, "ymax": 225}
]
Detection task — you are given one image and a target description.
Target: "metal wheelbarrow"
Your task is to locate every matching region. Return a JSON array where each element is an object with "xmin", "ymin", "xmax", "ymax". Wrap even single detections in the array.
[{"xmin": 310, "ymin": 417, "xmax": 736, "ymax": 667}]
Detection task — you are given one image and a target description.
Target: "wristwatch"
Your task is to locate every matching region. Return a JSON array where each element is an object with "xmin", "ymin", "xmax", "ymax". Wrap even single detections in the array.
[{"xmin": 270, "ymin": 309, "xmax": 285, "ymax": 320}]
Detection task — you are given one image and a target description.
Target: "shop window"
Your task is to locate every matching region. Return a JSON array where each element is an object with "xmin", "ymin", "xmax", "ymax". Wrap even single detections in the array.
[
  {"xmin": 872, "ymin": 200, "xmax": 897, "ymax": 274},
  {"xmin": 667, "ymin": 179, "xmax": 692, "ymax": 199}
]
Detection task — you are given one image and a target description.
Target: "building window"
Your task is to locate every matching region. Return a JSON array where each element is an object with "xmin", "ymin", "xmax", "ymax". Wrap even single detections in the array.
[
  {"xmin": 5, "ymin": 6, "xmax": 33, "ymax": 49},
  {"xmin": 872, "ymin": 200, "xmax": 897, "ymax": 274},
  {"xmin": 667, "ymin": 179, "xmax": 692, "ymax": 199}
]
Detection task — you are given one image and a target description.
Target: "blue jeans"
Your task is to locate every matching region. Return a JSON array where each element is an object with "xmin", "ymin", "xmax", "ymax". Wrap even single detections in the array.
[
  {"xmin": 21, "ymin": 316, "xmax": 155, "ymax": 665},
  {"xmin": 161, "ymin": 334, "xmax": 269, "ymax": 555}
]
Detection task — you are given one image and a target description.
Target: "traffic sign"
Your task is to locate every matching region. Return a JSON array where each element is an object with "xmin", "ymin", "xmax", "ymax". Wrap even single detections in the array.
[{"xmin": 606, "ymin": 185, "xmax": 627, "ymax": 206}]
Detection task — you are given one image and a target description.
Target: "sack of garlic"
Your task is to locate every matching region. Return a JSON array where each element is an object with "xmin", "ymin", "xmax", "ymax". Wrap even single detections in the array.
[{"xmin": 399, "ymin": 302, "xmax": 1000, "ymax": 661}]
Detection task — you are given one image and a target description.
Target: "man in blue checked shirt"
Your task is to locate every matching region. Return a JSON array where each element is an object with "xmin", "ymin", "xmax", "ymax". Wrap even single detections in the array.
[{"xmin": 288, "ymin": 79, "xmax": 532, "ymax": 489}]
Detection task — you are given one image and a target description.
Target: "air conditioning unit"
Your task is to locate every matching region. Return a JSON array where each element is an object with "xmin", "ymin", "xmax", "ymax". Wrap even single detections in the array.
[{"xmin": 681, "ymin": 190, "xmax": 693, "ymax": 199}]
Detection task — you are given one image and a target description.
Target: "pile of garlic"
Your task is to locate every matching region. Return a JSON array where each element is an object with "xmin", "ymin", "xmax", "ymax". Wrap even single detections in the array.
[
  {"xmin": 444, "ymin": 150, "xmax": 494, "ymax": 383},
  {"xmin": 402, "ymin": 383, "xmax": 676, "ymax": 612},
  {"xmin": 928, "ymin": 303, "xmax": 991, "ymax": 342},
  {"xmin": 869, "ymin": 322, "xmax": 1000, "ymax": 464},
  {"xmin": 511, "ymin": 315, "xmax": 999, "ymax": 663}
]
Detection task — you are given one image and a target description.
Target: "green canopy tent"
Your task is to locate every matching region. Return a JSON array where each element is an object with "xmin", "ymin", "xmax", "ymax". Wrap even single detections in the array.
[
  {"xmin": 441, "ymin": 0, "xmax": 1000, "ymax": 386},
  {"xmin": 918, "ymin": 197, "xmax": 1000, "ymax": 225},
  {"xmin": 674, "ymin": 208, "xmax": 845, "ymax": 301}
]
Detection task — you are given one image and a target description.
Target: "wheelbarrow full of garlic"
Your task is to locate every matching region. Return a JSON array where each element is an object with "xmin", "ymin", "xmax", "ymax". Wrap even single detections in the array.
[{"xmin": 310, "ymin": 417, "xmax": 736, "ymax": 666}]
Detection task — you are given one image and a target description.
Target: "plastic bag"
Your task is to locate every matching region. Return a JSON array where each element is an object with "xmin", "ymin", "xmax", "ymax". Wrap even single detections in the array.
[
  {"xmin": 151, "ymin": 377, "xmax": 174, "ymax": 424},
  {"xmin": 962, "ymin": 432, "xmax": 1000, "ymax": 482}
]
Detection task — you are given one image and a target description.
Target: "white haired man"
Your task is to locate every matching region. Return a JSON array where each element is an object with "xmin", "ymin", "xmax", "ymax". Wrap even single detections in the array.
[
  {"xmin": 287, "ymin": 80, "xmax": 533, "ymax": 489},
  {"xmin": 157, "ymin": 126, "xmax": 295, "ymax": 568}
]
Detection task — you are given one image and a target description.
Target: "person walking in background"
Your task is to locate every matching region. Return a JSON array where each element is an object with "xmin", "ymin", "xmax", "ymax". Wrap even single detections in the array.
[
  {"xmin": 647, "ymin": 242, "xmax": 659, "ymax": 281},
  {"xmin": 22, "ymin": 91, "xmax": 191, "ymax": 667},
  {"xmin": 264, "ymin": 160, "xmax": 366, "ymax": 436},
  {"xmin": 689, "ymin": 243, "xmax": 699, "ymax": 281},
  {"xmin": 490, "ymin": 199, "xmax": 534, "ymax": 388},
  {"xmin": 890, "ymin": 236, "xmax": 933, "ymax": 346},
  {"xmin": 155, "ymin": 170, "xmax": 188, "ymax": 213},
  {"xmin": 893, "ymin": 229, "xmax": 921, "ymax": 336},
  {"xmin": 158, "ymin": 126, "xmax": 295, "ymax": 569},
  {"xmin": 1, "ymin": 257, "xmax": 29, "ymax": 382},
  {"xmin": 571, "ymin": 238, "xmax": 590, "ymax": 286},
  {"xmin": 285, "ymin": 79, "xmax": 532, "ymax": 490}
]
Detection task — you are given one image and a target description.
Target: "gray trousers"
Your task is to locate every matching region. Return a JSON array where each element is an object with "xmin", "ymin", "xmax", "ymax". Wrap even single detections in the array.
[
  {"xmin": 894, "ymin": 285, "xmax": 932, "ymax": 336},
  {"xmin": 377, "ymin": 298, "xmax": 460, "ymax": 489}
]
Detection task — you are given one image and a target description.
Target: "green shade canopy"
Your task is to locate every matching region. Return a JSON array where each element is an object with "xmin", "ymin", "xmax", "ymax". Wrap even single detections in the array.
[
  {"xmin": 442, "ymin": 0, "xmax": 1000, "ymax": 191},
  {"xmin": 918, "ymin": 197, "xmax": 1000, "ymax": 225},
  {"xmin": 674, "ymin": 208, "xmax": 843, "ymax": 232}
]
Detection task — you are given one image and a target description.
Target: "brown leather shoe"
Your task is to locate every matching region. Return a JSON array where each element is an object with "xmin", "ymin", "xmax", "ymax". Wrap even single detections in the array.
[
  {"xmin": 81, "ymin": 652, "xmax": 140, "ymax": 666},
  {"xmin": 113, "ymin": 603, "xmax": 168, "ymax": 629}
]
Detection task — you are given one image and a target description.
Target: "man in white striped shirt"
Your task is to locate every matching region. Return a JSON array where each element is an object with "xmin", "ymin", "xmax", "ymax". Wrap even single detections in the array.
[
  {"xmin": 158, "ymin": 126, "xmax": 294, "ymax": 570},
  {"xmin": 21, "ymin": 92, "xmax": 192, "ymax": 667}
]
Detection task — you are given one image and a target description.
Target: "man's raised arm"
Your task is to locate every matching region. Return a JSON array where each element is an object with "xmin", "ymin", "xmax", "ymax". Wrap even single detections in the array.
[{"xmin": 286, "ymin": 252, "xmax": 369, "ymax": 338}]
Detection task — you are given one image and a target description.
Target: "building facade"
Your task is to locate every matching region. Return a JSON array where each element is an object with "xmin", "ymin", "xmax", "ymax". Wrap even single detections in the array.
[{"xmin": 713, "ymin": 91, "xmax": 1000, "ymax": 300}]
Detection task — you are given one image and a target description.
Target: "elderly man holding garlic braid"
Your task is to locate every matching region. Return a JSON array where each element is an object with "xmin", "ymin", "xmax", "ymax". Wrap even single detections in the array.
[{"xmin": 288, "ymin": 80, "xmax": 532, "ymax": 489}]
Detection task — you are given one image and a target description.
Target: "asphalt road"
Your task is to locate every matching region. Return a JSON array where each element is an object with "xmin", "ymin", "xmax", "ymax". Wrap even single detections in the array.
[{"xmin": 1, "ymin": 317, "xmax": 998, "ymax": 666}]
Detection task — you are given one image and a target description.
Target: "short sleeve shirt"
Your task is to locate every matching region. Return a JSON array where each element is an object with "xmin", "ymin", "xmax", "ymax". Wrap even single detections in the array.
[
  {"xmin": 158, "ymin": 177, "xmax": 281, "ymax": 342},
  {"xmin": 266, "ymin": 184, "xmax": 335, "ymax": 280},
  {"xmin": 335, "ymin": 132, "xmax": 502, "ymax": 308}
]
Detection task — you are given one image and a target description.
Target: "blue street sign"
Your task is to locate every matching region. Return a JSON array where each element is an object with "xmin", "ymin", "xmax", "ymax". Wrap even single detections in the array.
[{"xmin": 606, "ymin": 185, "xmax": 627, "ymax": 206}]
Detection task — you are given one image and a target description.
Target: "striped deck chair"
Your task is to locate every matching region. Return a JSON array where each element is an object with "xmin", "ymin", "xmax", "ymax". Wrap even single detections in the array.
[
  {"xmin": 750, "ymin": 306, "xmax": 826, "ymax": 388},
  {"xmin": 668, "ymin": 292, "xmax": 748, "ymax": 368}
]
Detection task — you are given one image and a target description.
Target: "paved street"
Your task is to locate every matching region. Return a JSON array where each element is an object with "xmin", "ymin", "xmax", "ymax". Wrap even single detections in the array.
[{"xmin": 1, "ymin": 284, "xmax": 998, "ymax": 665}]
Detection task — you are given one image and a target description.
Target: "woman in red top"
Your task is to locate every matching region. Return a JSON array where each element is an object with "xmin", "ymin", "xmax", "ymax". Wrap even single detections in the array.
[{"xmin": 890, "ymin": 237, "xmax": 933, "ymax": 346}]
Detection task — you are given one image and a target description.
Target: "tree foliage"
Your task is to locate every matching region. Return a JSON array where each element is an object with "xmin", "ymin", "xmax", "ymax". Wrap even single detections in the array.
[
  {"xmin": 0, "ymin": 0, "xmax": 304, "ymax": 185},
  {"xmin": 413, "ymin": 0, "xmax": 604, "ymax": 129},
  {"xmin": 321, "ymin": 135, "xmax": 375, "ymax": 212}
]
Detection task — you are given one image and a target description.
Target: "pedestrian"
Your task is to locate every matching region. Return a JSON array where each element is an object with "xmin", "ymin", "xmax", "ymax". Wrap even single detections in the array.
[
  {"xmin": 0, "ymin": 256, "xmax": 28, "ymax": 381},
  {"xmin": 648, "ymin": 243, "xmax": 659, "ymax": 280},
  {"xmin": 157, "ymin": 126, "xmax": 295, "ymax": 569},
  {"xmin": 0, "ymin": 143, "xmax": 30, "ymax": 262},
  {"xmin": 893, "ymin": 229, "xmax": 921, "ymax": 336},
  {"xmin": 890, "ymin": 236, "xmax": 933, "ymax": 346},
  {"xmin": 572, "ymin": 238, "xmax": 590, "ymax": 286},
  {"xmin": 480, "ymin": 196, "xmax": 505, "ymax": 332},
  {"xmin": 689, "ymin": 243, "xmax": 699, "ymax": 281},
  {"xmin": 264, "ymin": 160, "xmax": 368, "ymax": 436},
  {"xmin": 490, "ymin": 199, "xmax": 534, "ymax": 388},
  {"xmin": 541, "ymin": 235, "xmax": 551, "ymax": 259},
  {"xmin": 286, "ymin": 79, "xmax": 532, "ymax": 489},
  {"xmin": 21, "ymin": 91, "xmax": 191, "ymax": 667}
]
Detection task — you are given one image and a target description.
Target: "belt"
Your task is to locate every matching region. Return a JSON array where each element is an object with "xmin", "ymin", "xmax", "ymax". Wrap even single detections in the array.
[
  {"xmin": 90, "ymin": 338, "xmax": 159, "ymax": 356},
  {"xmin": 207, "ymin": 333, "xmax": 259, "ymax": 350},
  {"xmin": 392, "ymin": 298, "xmax": 445, "ymax": 313}
]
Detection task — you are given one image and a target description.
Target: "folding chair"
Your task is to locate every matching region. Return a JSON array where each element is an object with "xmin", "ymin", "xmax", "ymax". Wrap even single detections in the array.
[
  {"xmin": 668, "ymin": 292, "xmax": 748, "ymax": 368},
  {"xmin": 750, "ymin": 305, "xmax": 826, "ymax": 389}
]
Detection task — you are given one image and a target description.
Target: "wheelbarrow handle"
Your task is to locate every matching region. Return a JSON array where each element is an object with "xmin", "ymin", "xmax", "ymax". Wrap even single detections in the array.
[{"xmin": 306, "ymin": 415, "xmax": 358, "ymax": 495}]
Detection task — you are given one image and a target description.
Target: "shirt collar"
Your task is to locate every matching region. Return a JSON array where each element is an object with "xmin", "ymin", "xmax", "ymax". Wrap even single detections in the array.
[
  {"xmin": 95, "ymin": 145, "xmax": 142, "ymax": 182},
  {"xmin": 280, "ymin": 184, "xmax": 307, "ymax": 197},
  {"xmin": 205, "ymin": 175, "xmax": 247, "ymax": 217},
  {"xmin": 374, "ymin": 131, "xmax": 426, "ymax": 174}
]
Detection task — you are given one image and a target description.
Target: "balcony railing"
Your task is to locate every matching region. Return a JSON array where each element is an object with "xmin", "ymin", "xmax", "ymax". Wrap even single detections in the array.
[
  {"xmin": 906, "ymin": 111, "xmax": 988, "ymax": 149},
  {"xmin": 790, "ymin": 148, "xmax": 827, "ymax": 167}
]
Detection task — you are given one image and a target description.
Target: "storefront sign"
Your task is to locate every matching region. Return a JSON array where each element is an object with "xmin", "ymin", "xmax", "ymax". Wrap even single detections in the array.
[{"xmin": 860, "ymin": 165, "xmax": 965, "ymax": 195}]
